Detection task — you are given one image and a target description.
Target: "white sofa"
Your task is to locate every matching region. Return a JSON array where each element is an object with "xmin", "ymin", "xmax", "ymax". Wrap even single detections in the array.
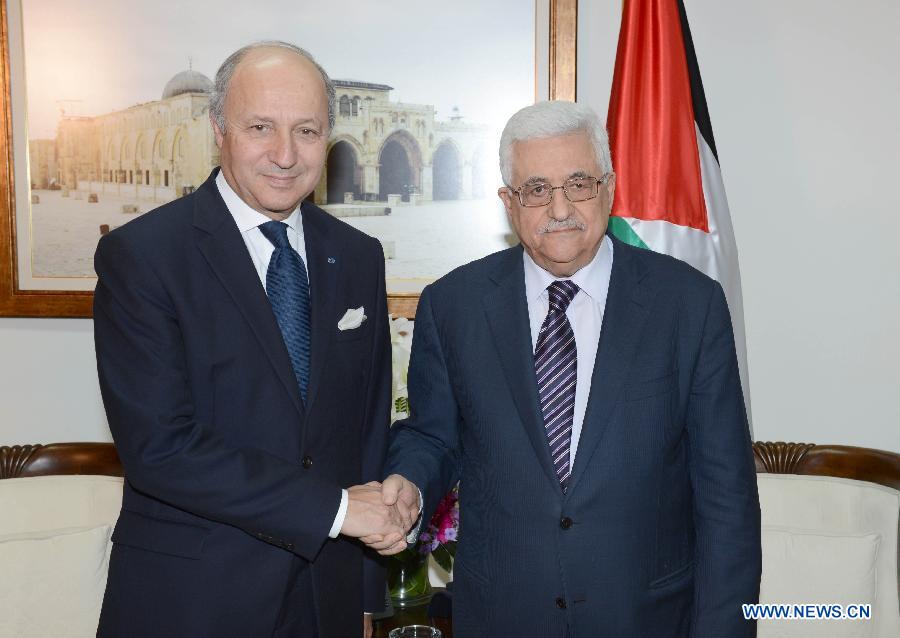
[
  {"xmin": 758, "ymin": 473, "xmax": 899, "ymax": 637},
  {"xmin": 1, "ymin": 442, "xmax": 898, "ymax": 638},
  {"xmin": 0, "ymin": 444, "xmax": 122, "ymax": 638}
]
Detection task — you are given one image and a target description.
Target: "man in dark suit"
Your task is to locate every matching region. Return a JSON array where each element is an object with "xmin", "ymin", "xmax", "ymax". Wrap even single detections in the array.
[
  {"xmin": 94, "ymin": 42, "xmax": 412, "ymax": 638},
  {"xmin": 381, "ymin": 101, "xmax": 761, "ymax": 637}
]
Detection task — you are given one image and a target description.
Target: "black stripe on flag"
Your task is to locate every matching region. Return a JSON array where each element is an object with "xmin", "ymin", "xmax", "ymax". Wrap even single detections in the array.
[{"xmin": 676, "ymin": 0, "xmax": 719, "ymax": 162}]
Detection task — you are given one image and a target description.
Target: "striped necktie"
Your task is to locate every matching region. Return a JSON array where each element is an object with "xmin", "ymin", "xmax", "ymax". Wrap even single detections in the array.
[
  {"xmin": 259, "ymin": 220, "xmax": 312, "ymax": 405},
  {"xmin": 534, "ymin": 280, "xmax": 579, "ymax": 491}
]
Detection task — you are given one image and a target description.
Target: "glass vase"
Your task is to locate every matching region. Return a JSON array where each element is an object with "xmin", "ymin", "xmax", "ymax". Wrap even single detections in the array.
[{"xmin": 387, "ymin": 548, "xmax": 433, "ymax": 609}]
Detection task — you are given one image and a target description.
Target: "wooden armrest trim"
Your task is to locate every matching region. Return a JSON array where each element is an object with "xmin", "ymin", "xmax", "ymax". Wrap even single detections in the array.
[
  {"xmin": 0, "ymin": 443, "xmax": 122, "ymax": 479},
  {"xmin": 754, "ymin": 441, "xmax": 900, "ymax": 491}
]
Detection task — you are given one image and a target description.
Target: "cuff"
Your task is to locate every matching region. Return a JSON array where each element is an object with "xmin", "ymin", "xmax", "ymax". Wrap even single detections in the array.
[
  {"xmin": 328, "ymin": 488, "xmax": 349, "ymax": 538},
  {"xmin": 405, "ymin": 486, "xmax": 424, "ymax": 544}
]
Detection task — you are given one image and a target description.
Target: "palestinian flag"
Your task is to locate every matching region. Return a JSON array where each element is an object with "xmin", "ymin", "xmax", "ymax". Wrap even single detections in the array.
[{"xmin": 606, "ymin": 0, "xmax": 751, "ymax": 421}]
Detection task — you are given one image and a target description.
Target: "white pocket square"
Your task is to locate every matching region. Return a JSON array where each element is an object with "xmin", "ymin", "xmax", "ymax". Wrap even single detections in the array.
[{"xmin": 338, "ymin": 307, "xmax": 367, "ymax": 331}]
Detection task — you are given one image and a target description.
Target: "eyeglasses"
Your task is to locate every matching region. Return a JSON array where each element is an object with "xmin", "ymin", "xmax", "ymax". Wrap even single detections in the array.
[{"xmin": 510, "ymin": 174, "xmax": 611, "ymax": 207}]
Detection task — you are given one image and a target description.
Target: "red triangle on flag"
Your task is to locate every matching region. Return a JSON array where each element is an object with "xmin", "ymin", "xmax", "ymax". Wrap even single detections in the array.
[{"xmin": 607, "ymin": 0, "xmax": 709, "ymax": 233}]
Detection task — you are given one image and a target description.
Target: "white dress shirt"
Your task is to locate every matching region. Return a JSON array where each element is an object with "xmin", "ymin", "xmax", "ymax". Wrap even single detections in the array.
[
  {"xmin": 216, "ymin": 172, "xmax": 349, "ymax": 539},
  {"xmin": 523, "ymin": 236, "xmax": 614, "ymax": 469}
]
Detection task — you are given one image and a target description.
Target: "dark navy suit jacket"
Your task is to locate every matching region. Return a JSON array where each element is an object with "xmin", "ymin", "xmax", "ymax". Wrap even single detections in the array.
[
  {"xmin": 94, "ymin": 170, "xmax": 390, "ymax": 637},
  {"xmin": 387, "ymin": 236, "xmax": 761, "ymax": 637}
]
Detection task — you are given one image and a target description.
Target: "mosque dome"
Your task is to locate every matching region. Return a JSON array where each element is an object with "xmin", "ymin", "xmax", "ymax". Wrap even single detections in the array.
[{"xmin": 161, "ymin": 70, "xmax": 213, "ymax": 100}]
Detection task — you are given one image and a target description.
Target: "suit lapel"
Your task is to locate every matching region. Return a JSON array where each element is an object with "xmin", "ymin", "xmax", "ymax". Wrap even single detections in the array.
[
  {"xmin": 192, "ymin": 171, "xmax": 305, "ymax": 418},
  {"xmin": 483, "ymin": 247, "xmax": 563, "ymax": 493},
  {"xmin": 567, "ymin": 237, "xmax": 653, "ymax": 495},
  {"xmin": 299, "ymin": 204, "xmax": 340, "ymax": 416}
]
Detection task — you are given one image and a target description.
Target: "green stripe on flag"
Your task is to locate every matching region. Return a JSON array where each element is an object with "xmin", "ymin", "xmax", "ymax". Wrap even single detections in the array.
[{"xmin": 608, "ymin": 217, "xmax": 649, "ymax": 249}]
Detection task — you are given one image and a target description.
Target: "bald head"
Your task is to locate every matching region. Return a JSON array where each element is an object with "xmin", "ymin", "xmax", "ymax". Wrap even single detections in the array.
[{"xmin": 209, "ymin": 41, "xmax": 335, "ymax": 133}]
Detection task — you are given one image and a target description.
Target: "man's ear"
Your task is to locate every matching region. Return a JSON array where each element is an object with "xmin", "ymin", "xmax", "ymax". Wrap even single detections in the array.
[
  {"xmin": 498, "ymin": 186, "xmax": 514, "ymax": 213},
  {"xmin": 604, "ymin": 172, "xmax": 616, "ymax": 203},
  {"xmin": 210, "ymin": 113, "xmax": 224, "ymax": 148}
]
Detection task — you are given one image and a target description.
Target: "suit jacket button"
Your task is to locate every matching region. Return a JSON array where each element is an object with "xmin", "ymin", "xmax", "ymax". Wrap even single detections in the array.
[
  {"xmin": 301, "ymin": 456, "xmax": 313, "ymax": 469},
  {"xmin": 560, "ymin": 517, "xmax": 573, "ymax": 529},
  {"xmin": 555, "ymin": 597, "xmax": 567, "ymax": 609}
]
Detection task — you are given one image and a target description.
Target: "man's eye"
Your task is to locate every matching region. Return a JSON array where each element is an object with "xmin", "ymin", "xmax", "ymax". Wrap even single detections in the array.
[
  {"xmin": 299, "ymin": 128, "xmax": 319, "ymax": 137},
  {"xmin": 568, "ymin": 179, "xmax": 587, "ymax": 190},
  {"xmin": 528, "ymin": 184, "xmax": 548, "ymax": 195},
  {"xmin": 250, "ymin": 124, "xmax": 268, "ymax": 132}
]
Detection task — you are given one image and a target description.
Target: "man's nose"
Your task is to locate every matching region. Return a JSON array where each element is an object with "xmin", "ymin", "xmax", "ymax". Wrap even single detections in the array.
[
  {"xmin": 270, "ymin": 130, "xmax": 298, "ymax": 168},
  {"xmin": 547, "ymin": 186, "xmax": 572, "ymax": 220}
]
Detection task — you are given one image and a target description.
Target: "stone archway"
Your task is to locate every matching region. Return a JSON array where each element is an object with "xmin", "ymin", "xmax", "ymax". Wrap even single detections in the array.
[
  {"xmin": 152, "ymin": 131, "xmax": 166, "ymax": 187},
  {"xmin": 121, "ymin": 138, "xmax": 134, "ymax": 184},
  {"xmin": 326, "ymin": 141, "xmax": 359, "ymax": 203},
  {"xmin": 171, "ymin": 128, "xmax": 186, "ymax": 193},
  {"xmin": 106, "ymin": 139, "xmax": 119, "ymax": 183},
  {"xmin": 432, "ymin": 140, "xmax": 461, "ymax": 200},
  {"xmin": 378, "ymin": 131, "xmax": 422, "ymax": 201},
  {"xmin": 135, "ymin": 134, "xmax": 148, "ymax": 185}
]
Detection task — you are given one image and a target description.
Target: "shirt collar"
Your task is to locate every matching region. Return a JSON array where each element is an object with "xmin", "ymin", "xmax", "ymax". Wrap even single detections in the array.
[
  {"xmin": 215, "ymin": 170, "xmax": 303, "ymax": 235},
  {"xmin": 523, "ymin": 235, "xmax": 614, "ymax": 305}
]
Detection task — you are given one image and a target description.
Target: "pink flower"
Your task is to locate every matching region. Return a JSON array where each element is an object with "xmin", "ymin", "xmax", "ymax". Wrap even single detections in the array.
[{"xmin": 416, "ymin": 486, "xmax": 459, "ymax": 555}]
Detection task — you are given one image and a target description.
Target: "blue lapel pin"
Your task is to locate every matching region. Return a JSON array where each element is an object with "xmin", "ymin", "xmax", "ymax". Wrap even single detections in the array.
[{"xmin": 327, "ymin": 257, "xmax": 336, "ymax": 264}]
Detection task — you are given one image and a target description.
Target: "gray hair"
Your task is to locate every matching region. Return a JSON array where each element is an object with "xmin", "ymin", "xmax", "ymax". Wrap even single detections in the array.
[
  {"xmin": 209, "ymin": 40, "xmax": 336, "ymax": 133},
  {"xmin": 499, "ymin": 100, "xmax": 612, "ymax": 185}
]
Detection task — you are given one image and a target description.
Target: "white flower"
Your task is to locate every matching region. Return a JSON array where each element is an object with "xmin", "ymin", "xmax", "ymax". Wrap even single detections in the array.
[{"xmin": 389, "ymin": 315, "xmax": 414, "ymax": 422}]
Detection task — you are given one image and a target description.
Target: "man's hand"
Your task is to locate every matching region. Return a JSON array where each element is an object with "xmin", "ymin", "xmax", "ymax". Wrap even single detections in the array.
[
  {"xmin": 363, "ymin": 613, "xmax": 373, "ymax": 638},
  {"xmin": 363, "ymin": 474, "xmax": 421, "ymax": 556},
  {"xmin": 340, "ymin": 482, "xmax": 407, "ymax": 549},
  {"xmin": 382, "ymin": 473, "xmax": 421, "ymax": 522}
]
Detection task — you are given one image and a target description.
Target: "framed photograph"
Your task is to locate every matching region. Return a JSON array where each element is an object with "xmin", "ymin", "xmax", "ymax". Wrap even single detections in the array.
[{"xmin": 0, "ymin": 0, "xmax": 576, "ymax": 318}]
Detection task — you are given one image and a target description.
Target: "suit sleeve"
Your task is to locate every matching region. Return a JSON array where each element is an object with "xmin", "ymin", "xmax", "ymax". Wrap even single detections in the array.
[
  {"xmin": 686, "ymin": 281, "xmax": 761, "ymax": 637},
  {"xmin": 358, "ymin": 238, "xmax": 392, "ymax": 613},
  {"xmin": 385, "ymin": 285, "xmax": 462, "ymax": 526},
  {"xmin": 93, "ymin": 231, "xmax": 342, "ymax": 561}
]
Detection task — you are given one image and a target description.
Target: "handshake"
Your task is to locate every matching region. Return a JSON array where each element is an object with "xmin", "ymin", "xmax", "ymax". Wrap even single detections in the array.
[{"xmin": 339, "ymin": 474, "xmax": 421, "ymax": 555}]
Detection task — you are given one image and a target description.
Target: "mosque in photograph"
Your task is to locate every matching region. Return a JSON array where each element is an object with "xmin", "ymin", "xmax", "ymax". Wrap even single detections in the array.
[{"xmin": 29, "ymin": 68, "xmax": 490, "ymax": 206}]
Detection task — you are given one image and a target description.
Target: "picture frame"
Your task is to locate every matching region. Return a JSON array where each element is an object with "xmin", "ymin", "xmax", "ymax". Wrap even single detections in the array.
[{"xmin": 0, "ymin": 0, "xmax": 577, "ymax": 318}]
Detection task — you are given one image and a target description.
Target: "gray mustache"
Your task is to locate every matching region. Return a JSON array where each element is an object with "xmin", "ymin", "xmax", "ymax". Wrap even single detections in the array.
[{"xmin": 537, "ymin": 218, "xmax": 586, "ymax": 234}]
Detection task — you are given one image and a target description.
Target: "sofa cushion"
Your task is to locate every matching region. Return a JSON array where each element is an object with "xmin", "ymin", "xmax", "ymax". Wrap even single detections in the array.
[
  {"xmin": 760, "ymin": 527, "xmax": 878, "ymax": 638},
  {"xmin": 0, "ymin": 524, "xmax": 112, "ymax": 638}
]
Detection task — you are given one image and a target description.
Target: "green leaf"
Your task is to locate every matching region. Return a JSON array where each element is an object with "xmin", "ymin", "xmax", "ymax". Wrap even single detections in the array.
[{"xmin": 432, "ymin": 545, "xmax": 454, "ymax": 575}]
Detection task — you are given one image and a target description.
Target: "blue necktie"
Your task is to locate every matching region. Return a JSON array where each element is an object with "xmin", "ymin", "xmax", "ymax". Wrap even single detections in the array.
[
  {"xmin": 534, "ymin": 280, "xmax": 579, "ymax": 491},
  {"xmin": 259, "ymin": 220, "xmax": 312, "ymax": 405}
]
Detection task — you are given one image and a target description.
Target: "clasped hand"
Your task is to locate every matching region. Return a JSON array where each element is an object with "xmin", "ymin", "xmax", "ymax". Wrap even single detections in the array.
[{"xmin": 340, "ymin": 475, "xmax": 420, "ymax": 556}]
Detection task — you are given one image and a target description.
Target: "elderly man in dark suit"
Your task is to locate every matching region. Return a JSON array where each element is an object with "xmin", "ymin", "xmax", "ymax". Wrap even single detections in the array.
[
  {"xmin": 380, "ymin": 100, "xmax": 761, "ymax": 637},
  {"xmin": 94, "ymin": 41, "xmax": 414, "ymax": 638}
]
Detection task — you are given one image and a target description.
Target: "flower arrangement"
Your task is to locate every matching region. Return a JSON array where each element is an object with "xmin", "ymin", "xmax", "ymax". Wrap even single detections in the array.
[{"xmin": 416, "ymin": 485, "xmax": 459, "ymax": 574}]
